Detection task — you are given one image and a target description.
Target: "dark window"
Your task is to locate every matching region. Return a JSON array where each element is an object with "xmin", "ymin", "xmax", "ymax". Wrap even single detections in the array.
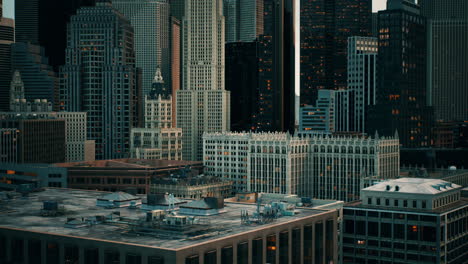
[
  {"xmin": 185, "ymin": 255, "xmax": 199, "ymax": 264},
  {"xmin": 377, "ymin": 198, "xmax": 381, "ymax": 205},
  {"xmin": 279, "ymin": 231, "xmax": 288, "ymax": 264},
  {"xmin": 356, "ymin": 221, "xmax": 366, "ymax": 235},
  {"xmin": 148, "ymin": 256, "xmax": 164, "ymax": 264},
  {"xmin": 408, "ymin": 214, "xmax": 418, "ymax": 221},
  {"xmin": 304, "ymin": 225, "xmax": 313, "ymax": 264},
  {"xmin": 204, "ymin": 250, "xmax": 216, "ymax": 264},
  {"xmin": 29, "ymin": 240, "xmax": 42, "ymax": 264},
  {"xmin": 237, "ymin": 242, "xmax": 248, "ymax": 264},
  {"xmin": 368, "ymin": 211, "xmax": 378, "ymax": 218},
  {"xmin": 345, "ymin": 219, "xmax": 354, "ymax": 233},
  {"xmin": 104, "ymin": 250, "xmax": 120, "ymax": 264},
  {"xmin": 394, "ymin": 224, "xmax": 405, "ymax": 239},
  {"xmin": 315, "ymin": 222, "xmax": 324, "ymax": 263},
  {"xmin": 12, "ymin": 238, "xmax": 24, "ymax": 262},
  {"xmin": 46, "ymin": 242, "xmax": 60, "ymax": 264},
  {"xmin": 368, "ymin": 222, "xmax": 378, "ymax": 236},
  {"xmin": 84, "ymin": 248, "xmax": 99, "ymax": 264},
  {"xmin": 422, "ymin": 226, "xmax": 436, "ymax": 242},
  {"xmin": 385, "ymin": 199, "xmax": 389, "ymax": 206},
  {"xmin": 221, "ymin": 246, "xmax": 233, "ymax": 264},
  {"xmin": 292, "ymin": 229, "xmax": 301, "ymax": 264},
  {"xmin": 252, "ymin": 238, "xmax": 263, "ymax": 264},
  {"xmin": 407, "ymin": 225, "xmax": 419, "ymax": 240},
  {"xmin": 381, "ymin": 223, "xmax": 391, "ymax": 237},
  {"xmin": 413, "ymin": 201, "xmax": 417, "ymax": 208}
]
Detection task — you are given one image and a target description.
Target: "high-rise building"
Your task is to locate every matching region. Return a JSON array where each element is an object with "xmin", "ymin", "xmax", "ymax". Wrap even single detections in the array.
[
  {"xmin": 204, "ymin": 132, "xmax": 400, "ymax": 201},
  {"xmin": 0, "ymin": 128, "xmax": 19, "ymax": 163},
  {"xmin": 169, "ymin": 0, "xmax": 185, "ymax": 21},
  {"xmin": 300, "ymin": 0, "xmax": 372, "ymax": 106},
  {"xmin": 59, "ymin": 2, "xmax": 140, "ymax": 160},
  {"xmin": 177, "ymin": 0, "xmax": 230, "ymax": 161},
  {"xmin": 224, "ymin": 0, "xmax": 264, "ymax": 43},
  {"xmin": 341, "ymin": 178, "xmax": 468, "ymax": 264},
  {"xmin": 368, "ymin": 0, "xmax": 434, "ymax": 148},
  {"xmin": 225, "ymin": 41, "xmax": 259, "ymax": 131},
  {"xmin": 170, "ymin": 17, "xmax": 181, "ymax": 127},
  {"xmin": 9, "ymin": 71, "xmax": 52, "ymax": 112},
  {"xmin": 10, "ymin": 42, "xmax": 59, "ymax": 109},
  {"xmin": 420, "ymin": 0, "xmax": 468, "ymax": 122},
  {"xmin": 0, "ymin": 14, "xmax": 14, "ymax": 111},
  {"xmin": 14, "ymin": 0, "xmax": 96, "ymax": 69},
  {"xmin": 299, "ymin": 90, "xmax": 336, "ymax": 134},
  {"xmin": 113, "ymin": 0, "xmax": 171, "ymax": 96},
  {"xmin": 0, "ymin": 118, "xmax": 66, "ymax": 163},
  {"xmin": 130, "ymin": 70, "xmax": 183, "ymax": 160},
  {"xmin": 347, "ymin": 36, "xmax": 378, "ymax": 133},
  {"xmin": 254, "ymin": 0, "xmax": 299, "ymax": 132}
]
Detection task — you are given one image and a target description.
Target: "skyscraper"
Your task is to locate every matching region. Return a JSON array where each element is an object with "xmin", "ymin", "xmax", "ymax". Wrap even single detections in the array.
[
  {"xmin": 368, "ymin": 0, "xmax": 433, "ymax": 147},
  {"xmin": 225, "ymin": 41, "xmax": 259, "ymax": 131},
  {"xmin": 0, "ymin": 11, "xmax": 14, "ymax": 111},
  {"xmin": 14, "ymin": 0, "xmax": 96, "ymax": 69},
  {"xmin": 59, "ymin": 1, "xmax": 140, "ymax": 160},
  {"xmin": 113, "ymin": 0, "xmax": 171, "ymax": 96},
  {"xmin": 11, "ymin": 42, "xmax": 58, "ymax": 109},
  {"xmin": 420, "ymin": 0, "xmax": 468, "ymax": 122},
  {"xmin": 177, "ymin": 0, "xmax": 230, "ymax": 161},
  {"xmin": 224, "ymin": 0, "xmax": 264, "ymax": 43},
  {"xmin": 347, "ymin": 36, "xmax": 378, "ymax": 133},
  {"xmin": 300, "ymin": 0, "xmax": 372, "ymax": 106}
]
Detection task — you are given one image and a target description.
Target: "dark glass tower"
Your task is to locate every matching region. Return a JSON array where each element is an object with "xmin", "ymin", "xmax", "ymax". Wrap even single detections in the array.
[
  {"xmin": 0, "ymin": 10, "xmax": 14, "ymax": 111},
  {"xmin": 299, "ymin": 0, "xmax": 372, "ymax": 106},
  {"xmin": 11, "ymin": 42, "xmax": 58, "ymax": 110},
  {"xmin": 225, "ymin": 41, "xmax": 259, "ymax": 131},
  {"xmin": 15, "ymin": 0, "xmax": 96, "ymax": 69},
  {"xmin": 59, "ymin": 1, "xmax": 140, "ymax": 160},
  {"xmin": 368, "ymin": 0, "xmax": 433, "ymax": 148}
]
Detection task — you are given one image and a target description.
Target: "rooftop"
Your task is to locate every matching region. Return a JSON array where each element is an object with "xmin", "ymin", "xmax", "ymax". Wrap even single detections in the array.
[
  {"xmin": 364, "ymin": 178, "xmax": 462, "ymax": 195},
  {"xmin": 0, "ymin": 188, "xmax": 330, "ymax": 250},
  {"xmin": 54, "ymin": 159, "xmax": 201, "ymax": 169}
]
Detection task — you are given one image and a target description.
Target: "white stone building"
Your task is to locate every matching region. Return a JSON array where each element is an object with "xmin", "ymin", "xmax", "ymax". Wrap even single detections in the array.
[
  {"xmin": 177, "ymin": 0, "xmax": 230, "ymax": 161},
  {"xmin": 203, "ymin": 132, "xmax": 400, "ymax": 201}
]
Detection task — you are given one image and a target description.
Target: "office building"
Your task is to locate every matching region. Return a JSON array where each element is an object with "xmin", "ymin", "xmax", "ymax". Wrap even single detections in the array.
[
  {"xmin": 177, "ymin": 0, "xmax": 230, "ymax": 161},
  {"xmin": 225, "ymin": 41, "xmax": 259, "ymax": 131},
  {"xmin": 0, "ymin": 163, "xmax": 67, "ymax": 189},
  {"xmin": 14, "ymin": 0, "xmax": 96, "ymax": 69},
  {"xmin": 170, "ymin": 17, "xmax": 181, "ymax": 127},
  {"xmin": 342, "ymin": 178, "xmax": 468, "ymax": 264},
  {"xmin": 55, "ymin": 159, "xmax": 203, "ymax": 194},
  {"xmin": 130, "ymin": 70, "xmax": 183, "ymax": 160},
  {"xmin": 0, "ymin": 188, "xmax": 338, "ymax": 263},
  {"xmin": 0, "ymin": 111, "xmax": 93, "ymax": 163},
  {"xmin": 169, "ymin": 0, "xmax": 185, "ymax": 21},
  {"xmin": 299, "ymin": 90, "xmax": 336, "ymax": 134},
  {"xmin": 9, "ymin": 70, "xmax": 52, "ymax": 112},
  {"xmin": 300, "ymin": 0, "xmax": 372, "ymax": 106},
  {"xmin": 347, "ymin": 36, "xmax": 378, "ymax": 133},
  {"xmin": 59, "ymin": 2, "xmax": 140, "ymax": 160},
  {"xmin": 420, "ymin": 0, "xmax": 468, "ymax": 122},
  {"xmin": 0, "ymin": 128, "xmax": 18, "ymax": 163},
  {"xmin": 0, "ymin": 118, "xmax": 66, "ymax": 163},
  {"xmin": 224, "ymin": 0, "xmax": 264, "ymax": 43},
  {"xmin": 113, "ymin": 0, "xmax": 171, "ymax": 96},
  {"xmin": 368, "ymin": 0, "xmax": 434, "ymax": 148},
  {"xmin": 11, "ymin": 42, "xmax": 59, "ymax": 109},
  {"xmin": 0, "ymin": 14, "xmax": 14, "ymax": 111},
  {"xmin": 204, "ymin": 132, "xmax": 400, "ymax": 201}
]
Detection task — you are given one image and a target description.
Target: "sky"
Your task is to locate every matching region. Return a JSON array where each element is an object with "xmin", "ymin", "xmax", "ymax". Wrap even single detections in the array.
[{"xmin": 2, "ymin": 0, "xmax": 387, "ymax": 19}]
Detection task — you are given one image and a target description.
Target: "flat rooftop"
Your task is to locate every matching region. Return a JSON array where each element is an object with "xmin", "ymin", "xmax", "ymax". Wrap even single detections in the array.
[
  {"xmin": 54, "ymin": 159, "xmax": 202, "ymax": 169},
  {"xmin": 346, "ymin": 198, "xmax": 468, "ymax": 214},
  {"xmin": 0, "ymin": 188, "xmax": 330, "ymax": 250}
]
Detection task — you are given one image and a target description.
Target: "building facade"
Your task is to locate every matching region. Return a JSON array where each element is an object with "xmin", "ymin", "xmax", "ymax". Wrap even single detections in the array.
[
  {"xmin": 0, "ymin": 128, "xmax": 18, "ymax": 163},
  {"xmin": 113, "ymin": 0, "xmax": 171, "ymax": 96},
  {"xmin": 368, "ymin": 0, "xmax": 434, "ymax": 148},
  {"xmin": 177, "ymin": 0, "xmax": 230, "ymax": 161},
  {"xmin": 0, "ymin": 118, "xmax": 66, "ymax": 163},
  {"xmin": 0, "ymin": 15, "xmax": 14, "ymax": 111},
  {"xmin": 300, "ymin": 0, "xmax": 372, "ymax": 106},
  {"xmin": 204, "ymin": 132, "xmax": 400, "ymax": 201},
  {"xmin": 299, "ymin": 90, "xmax": 336, "ymax": 134},
  {"xmin": 59, "ymin": 2, "xmax": 140, "ymax": 160},
  {"xmin": 347, "ymin": 36, "xmax": 378, "ymax": 133},
  {"xmin": 420, "ymin": 0, "xmax": 468, "ymax": 122},
  {"xmin": 14, "ymin": 0, "xmax": 96, "ymax": 69},
  {"xmin": 223, "ymin": 0, "xmax": 264, "ymax": 43},
  {"xmin": 342, "ymin": 178, "xmax": 468, "ymax": 264},
  {"xmin": 11, "ymin": 42, "xmax": 59, "ymax": 110},
  {"xmin": 9, "ymin": 70, "xmax": 53, "ymax": 112},
  {"xmin": 0, "ymin": 163, "xmax": 67, "ymax": 189}
]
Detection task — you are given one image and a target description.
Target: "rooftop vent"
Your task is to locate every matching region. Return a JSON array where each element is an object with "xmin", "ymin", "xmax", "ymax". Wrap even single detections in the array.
[
  {"xmin": 386, "ymin": 185, "xmax": 391, "ymax": 191},
  {"xmin": 395, "ymin": 186, "xmax": 400, "ymax": 191}
]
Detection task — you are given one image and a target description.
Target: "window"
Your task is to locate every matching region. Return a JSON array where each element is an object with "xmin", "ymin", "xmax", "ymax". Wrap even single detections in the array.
[
  {"xmin": 394, "ymin": 200, "xmax": 398, "ymax": 206},
  {"xmin": 377, "ymin": 198, "xmax": 381, "ymax": 205},
  {"xmin": 413, "ymin": 201, "xmax": 417, "ymax": 208},
  {"xmin": 368, "ymin": 198, "xmax": 372, "ymax": 205},
  {"xmin": 403, "ymin": 200, "xmax": 408, "ymax": 207}
]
